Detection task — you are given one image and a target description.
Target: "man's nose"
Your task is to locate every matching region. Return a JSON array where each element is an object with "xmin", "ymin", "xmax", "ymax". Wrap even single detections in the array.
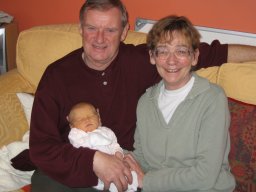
[{"xmin": 95, "ymin": 30, "xmax": 104, "ymax": 43}]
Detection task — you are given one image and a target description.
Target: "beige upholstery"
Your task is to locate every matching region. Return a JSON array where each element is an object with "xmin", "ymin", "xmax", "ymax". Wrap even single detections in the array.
[
  {"xmin": 217, "ymin": 62, "xmax": 256, "ymax": 104},
  {"xmin": 0, "ymin": 23, "xmax": 255, "ymax": 191},
  {"xmin": 0, "ymin": 69, "xmax": 34, "ymax": 147}
]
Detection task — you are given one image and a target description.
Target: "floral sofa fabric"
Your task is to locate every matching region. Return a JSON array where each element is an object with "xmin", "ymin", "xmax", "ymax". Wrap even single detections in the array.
[{"xmin": 228, "ymin": 98, "xmax": 256, "ymax": 192}]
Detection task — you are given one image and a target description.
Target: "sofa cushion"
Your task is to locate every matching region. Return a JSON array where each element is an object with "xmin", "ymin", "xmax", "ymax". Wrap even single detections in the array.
[
  {"xmin": 195, "ymin": 66, "xmax": 219, "ymax": 83},
  {"xmin": 16, "ymin": 24, "xmax": 82, "ymax": 88},
  {"xmin": 228, "ymin": 98, "xmax": 256, "ymax": 192},
  {"xmin": 0, "ymin": 70, "xmax": 34, "ymax": 147},
  {"xmin": 10, "ymin": 93, "xmax": 35, "ymax": 172},
  {"xmin": 123, "ymin": 30, "xmax": 146, "ymax": 45},
  {"xmin": 218, "ymin": 62, "xmax": 256, "ymax": 105},
  {"xmin": 16, "ymin": 93, "xmax": 34, "ymax": 126}
]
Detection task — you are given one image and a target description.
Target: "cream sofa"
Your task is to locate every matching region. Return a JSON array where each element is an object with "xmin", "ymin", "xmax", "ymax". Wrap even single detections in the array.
[{"xmin": 0, "ymin": 24, "xmax": 255, "ymax": 192}]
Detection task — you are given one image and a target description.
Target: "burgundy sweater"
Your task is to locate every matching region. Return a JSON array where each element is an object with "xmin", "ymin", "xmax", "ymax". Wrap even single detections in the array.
[{"xmin": 28, "ymin": 41, "xmax": 227, "ymax": 187}]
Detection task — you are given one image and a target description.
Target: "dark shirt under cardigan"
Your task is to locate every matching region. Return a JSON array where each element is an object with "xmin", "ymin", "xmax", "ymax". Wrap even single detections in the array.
[{"xmin": 25, "ymin": 41, "xmax": 227, "ymax": 187}]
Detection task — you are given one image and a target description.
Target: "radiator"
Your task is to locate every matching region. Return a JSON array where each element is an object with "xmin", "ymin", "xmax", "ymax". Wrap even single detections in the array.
[{"xmin": 135, "ymin": 18, "xmax": 256, "ymax": 46}]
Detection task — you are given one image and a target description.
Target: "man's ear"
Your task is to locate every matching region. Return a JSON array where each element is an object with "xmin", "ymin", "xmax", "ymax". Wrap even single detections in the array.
[
  {"xmin": 149, "ymin": 50, "xmax": 156, "ymax": 65},
  {"xmin": 79, "ymin": 23, "xmax": 83, "ymax": 36},
  {"xmin": 121, "ymin": 24, "xmax": 130, "ymax": 42}
]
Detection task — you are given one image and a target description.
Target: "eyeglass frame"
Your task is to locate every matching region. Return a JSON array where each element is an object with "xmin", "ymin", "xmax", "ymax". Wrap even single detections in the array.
[{"xmin": 153, "ymin": 45, "xmax": 194, "ymax": 60}]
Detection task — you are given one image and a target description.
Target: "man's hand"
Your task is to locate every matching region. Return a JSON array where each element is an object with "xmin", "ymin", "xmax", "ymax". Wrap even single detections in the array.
[
  {"xmin": 93, "ymin": 151, "xmax": 132, "ymax": 191},
  {"xmin": 115, "ymin": 151, "xmax": 124, "ymax": 160}
]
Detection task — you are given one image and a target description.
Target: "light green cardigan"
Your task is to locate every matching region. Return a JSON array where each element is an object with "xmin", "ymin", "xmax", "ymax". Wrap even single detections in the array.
[{"xmin": 132, "ymin": 73, "xmax": 235, "ymax": 192}]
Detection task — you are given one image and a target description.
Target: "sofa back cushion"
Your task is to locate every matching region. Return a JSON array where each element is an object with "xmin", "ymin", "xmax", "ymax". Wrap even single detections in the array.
[
  {"xmin": 217, "ymin": 62, "xmax": 256, "ymax": 105},
  {"xmin": 195, "ymin": 66, "xmax": 219, "ymax": 83},
  {"xmin": 16, "ymin": 24, "xmax": 82, "ymax": 87}
]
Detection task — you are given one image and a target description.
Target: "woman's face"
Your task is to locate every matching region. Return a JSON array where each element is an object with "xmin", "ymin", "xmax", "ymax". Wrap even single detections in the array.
[{"xmin": 150, "ymin": 32, "xmax": 199, "ymax": 90}]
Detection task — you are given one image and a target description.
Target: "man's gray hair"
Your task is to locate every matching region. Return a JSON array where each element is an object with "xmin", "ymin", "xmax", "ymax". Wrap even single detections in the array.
[{"xmin": 79, "ymin": 0, "xmax": 129, "ymax": 28}]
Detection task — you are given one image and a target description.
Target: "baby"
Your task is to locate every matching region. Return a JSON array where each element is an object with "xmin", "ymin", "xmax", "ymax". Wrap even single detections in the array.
[{"xmin": 67, "ymin": 102, "xmax": 137, "ymax": 192}]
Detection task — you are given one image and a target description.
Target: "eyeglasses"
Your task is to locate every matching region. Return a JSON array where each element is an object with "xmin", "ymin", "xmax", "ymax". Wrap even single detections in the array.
[{"xmin": 154, "ymin": 45, "xmax": 193, "ymax": 60}]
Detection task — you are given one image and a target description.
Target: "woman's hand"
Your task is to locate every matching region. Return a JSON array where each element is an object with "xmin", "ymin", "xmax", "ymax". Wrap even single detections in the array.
[
  {"xmin": 93, "ymin": 151, "xmax": 132, "ymax": 192},
  {"xmin": 124, "ymin": 153, "xmax": 144, "ymax": 188}
]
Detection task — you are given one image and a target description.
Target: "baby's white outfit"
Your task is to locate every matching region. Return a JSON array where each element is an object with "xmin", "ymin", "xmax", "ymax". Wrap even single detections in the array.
[{"xmin": 68, "ymin": 126, "xmax": 138, "ymax": 192}]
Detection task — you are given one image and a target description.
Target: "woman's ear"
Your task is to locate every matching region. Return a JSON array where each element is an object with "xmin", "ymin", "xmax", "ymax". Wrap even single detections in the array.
[
  {"xmin": 191, "ymin": 49, "xmax": 200, "ymax": 67},
  {"xmin": 149, "ymin": 50, "xmax": 156, "ymax": 65}
]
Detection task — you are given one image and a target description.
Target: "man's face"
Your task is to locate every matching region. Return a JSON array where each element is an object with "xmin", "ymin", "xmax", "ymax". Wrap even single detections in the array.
[{"xmin": 80, "ymin": 7, "xmax": 128, "ymax": 71}]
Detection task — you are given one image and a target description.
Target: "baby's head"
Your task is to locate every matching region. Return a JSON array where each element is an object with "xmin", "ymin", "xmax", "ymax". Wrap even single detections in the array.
[{"xmin": 67, "ymin": 102, "xmax": 100, "ymax": 132}]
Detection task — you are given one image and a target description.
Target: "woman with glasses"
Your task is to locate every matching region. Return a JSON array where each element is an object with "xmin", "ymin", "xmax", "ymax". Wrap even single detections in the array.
[{"xmin": 125, "ymin": 15, "xmax": 235, "ymax": 192}]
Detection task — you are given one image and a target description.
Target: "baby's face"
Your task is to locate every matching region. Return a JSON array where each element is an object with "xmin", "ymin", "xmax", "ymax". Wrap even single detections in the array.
[{"xmin": 71, "ymin": 105, "xmax": 100, "ymax": 132}]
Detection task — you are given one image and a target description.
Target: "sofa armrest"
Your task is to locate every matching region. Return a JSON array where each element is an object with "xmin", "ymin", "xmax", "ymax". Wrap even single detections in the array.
[{"xmin": 0, "ymin": 69, "xmax": 35, "ymax": 147}]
